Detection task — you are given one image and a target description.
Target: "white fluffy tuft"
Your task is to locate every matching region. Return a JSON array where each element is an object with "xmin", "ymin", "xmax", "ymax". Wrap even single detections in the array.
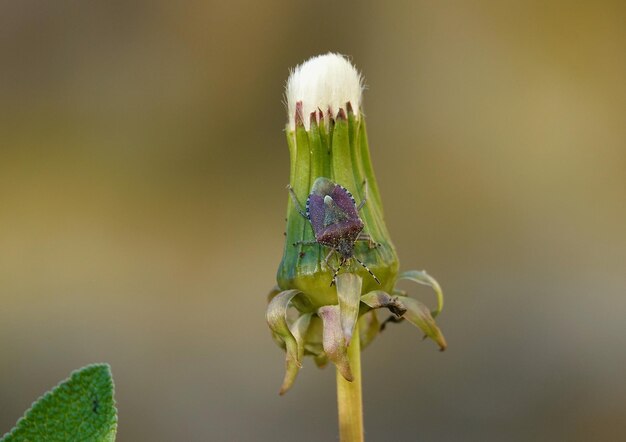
[{"xmin": 285, "ymin": 53, "xmax": 363, "ymax": 131}]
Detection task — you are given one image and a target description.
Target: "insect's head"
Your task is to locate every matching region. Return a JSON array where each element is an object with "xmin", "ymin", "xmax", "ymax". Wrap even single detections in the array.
[{"xmin": 336, "ymin": 239, "xmax": 355, "ymax": 260}]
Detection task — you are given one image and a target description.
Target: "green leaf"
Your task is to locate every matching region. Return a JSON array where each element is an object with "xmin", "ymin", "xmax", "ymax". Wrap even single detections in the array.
[
  {"xmin": 2, "ymin": 364, "xmax": 117, "ymax": 442},
  {"xmin": 397, "ymin": 270, "xmax": 444, "ymax": 317}
]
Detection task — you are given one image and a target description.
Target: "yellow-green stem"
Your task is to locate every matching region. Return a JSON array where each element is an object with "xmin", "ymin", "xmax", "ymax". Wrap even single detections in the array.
[{"xmin": 336, "ymin": 323, "xmax": 364, "ymax": 442}]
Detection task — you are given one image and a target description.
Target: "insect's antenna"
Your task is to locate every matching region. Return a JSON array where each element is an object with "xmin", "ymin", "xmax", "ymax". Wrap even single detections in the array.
[
  {"xmin": 355, "ymin": 257, "xmax": 381, "ymax": 285},
  {"xmin": 330, "ymin": 258, "xmax": 346, "ymax": 287}
]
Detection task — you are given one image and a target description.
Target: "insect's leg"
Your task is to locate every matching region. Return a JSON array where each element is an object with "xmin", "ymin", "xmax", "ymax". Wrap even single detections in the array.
[
  {"xmin": 286, "ymin": 184, "xmax": 308, "ymax": 218},
  {"xmin": 330, "ymin": 257, "xmax": 345, "ymax": 287},
  {"xmin": 357, "ymin": 179, "xmax": 368, "ymax": 211},
  {"xmin": 356, "ymin": 232, "xmax": 380, "ymax": 249},
  {"xmin": 354, "ymin": 257, "xmax": 381, "ymax": 285},
  {"xmin": 293, "ymin": 240, "xmax": 318, "ymax": 247},
  {"xmin": 380, "ymin": 315, "xmax": 404, "ymax": 331},
  {"xmin": 323, "ymin": 248, "xmax": 336, "ymax": 271}
]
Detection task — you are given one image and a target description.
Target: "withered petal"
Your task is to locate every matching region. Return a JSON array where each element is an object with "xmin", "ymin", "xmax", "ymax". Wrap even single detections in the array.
[
  {"xmin": 397, "ymin": 270, "xmax": 444, "ymax": 317},
  {"xmin": 318, "ymin": 305, "xmax": 353, "ymax": 382},
  {"xmin": 396, "ymin": 296, "xmax": 447, "ymax": 351},
  {"xmin": 336, "ymin": 273, "xmax": 362, "ymax": 346}
]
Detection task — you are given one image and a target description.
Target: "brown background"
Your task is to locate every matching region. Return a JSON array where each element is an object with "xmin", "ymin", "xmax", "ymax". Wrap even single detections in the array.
[{"xmin": 1, "ymin": 1, "xmax": 625, "ymax": 441}]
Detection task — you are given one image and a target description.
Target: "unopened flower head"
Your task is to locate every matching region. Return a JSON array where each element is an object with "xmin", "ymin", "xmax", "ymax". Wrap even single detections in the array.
[
  {"xmin": 267, "ymin": 53, "xmax": 446, "ymax": 395},
  {"xmin": 286, "ymin": 53, "xmax": 363, "ymax": 131}
]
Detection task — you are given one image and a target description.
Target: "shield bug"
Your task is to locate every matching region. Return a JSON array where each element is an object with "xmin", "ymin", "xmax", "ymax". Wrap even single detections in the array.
[{"xmin": 288, "ymin": 177, "xmax": 380, "ymax": 286}]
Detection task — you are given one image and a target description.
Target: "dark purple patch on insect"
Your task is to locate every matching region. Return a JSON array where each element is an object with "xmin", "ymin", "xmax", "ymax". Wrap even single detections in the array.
[
  {"xmin": 289, "ymin": 177, "xmax": 379, "ymax": 285},
  {"xmin": 307, "ymin": 177, "xmax": 363, "ymax": 258}
]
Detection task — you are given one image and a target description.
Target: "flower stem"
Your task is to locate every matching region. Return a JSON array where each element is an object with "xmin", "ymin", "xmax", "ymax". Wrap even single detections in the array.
[{"xmin": 336, "ymin": 323, "xmax": 364, "ymax": 442}]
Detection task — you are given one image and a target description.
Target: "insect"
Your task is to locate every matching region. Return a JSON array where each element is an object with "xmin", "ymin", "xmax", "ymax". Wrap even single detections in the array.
[{"xmin": 288, "ymin": 177, "xmax": 380, "ymax": 286}]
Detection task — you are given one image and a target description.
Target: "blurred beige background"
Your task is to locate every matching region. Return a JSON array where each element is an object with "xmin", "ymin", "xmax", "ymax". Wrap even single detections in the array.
[{"xmin": 1, "ymin": 1, "xmax": 625, "ymax": 441}]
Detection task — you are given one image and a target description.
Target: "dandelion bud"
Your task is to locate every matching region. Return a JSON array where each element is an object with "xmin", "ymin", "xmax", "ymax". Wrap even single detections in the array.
[
  {"xmin": 278, "ymin": 53, "xmax": 399, "ymax": 305},
  {"xmin": 267, "ymin": 53, "xmax": 446, "ymax": 394}
]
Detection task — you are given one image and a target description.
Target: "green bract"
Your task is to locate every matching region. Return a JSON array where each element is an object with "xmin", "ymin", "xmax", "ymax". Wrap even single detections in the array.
[
  {"xmin": 278, "ymin": 107, "xmax": 399, "ymax": 306},
  {"xmin": 267, "ymin": 101, "xmax": 447, "ymax": 394},
  {"xmin": 267, "ymin": 54, "xmax": 447, "ymax": 396}
]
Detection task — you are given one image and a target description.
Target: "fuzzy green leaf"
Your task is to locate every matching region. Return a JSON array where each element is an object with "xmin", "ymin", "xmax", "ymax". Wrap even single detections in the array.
[{"xmin": 2, "ymin": 364, "xmax": 117, "ymax": 442}]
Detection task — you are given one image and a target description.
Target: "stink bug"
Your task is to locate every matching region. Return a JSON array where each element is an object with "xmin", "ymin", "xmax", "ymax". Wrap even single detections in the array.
[{"xmin": 288, "ymin": 177, "xmax": 380, "ymax": 286}]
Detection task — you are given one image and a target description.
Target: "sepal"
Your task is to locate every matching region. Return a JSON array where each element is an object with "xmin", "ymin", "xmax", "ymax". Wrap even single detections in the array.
[
  {"xmin": 397, "ymin": 270, "xmax": 444, "ymax": 317},
  {"xmin": 336, "ymin": 273, "xmax": 362, "ymax": 346},
  {"xmin": 266, "ymin": 290, "xmax": 304, "ymax": 393},
  {"xmin": 396, "ymin": 296, "xmax": 447, "ymax": 351},
  {"xmin": 279, "ymin": 313, "xmax": 312, "ymax": 394},
  {"xmin": 318, "ymin": 305, "xmax": 353, "ymax": 382}
]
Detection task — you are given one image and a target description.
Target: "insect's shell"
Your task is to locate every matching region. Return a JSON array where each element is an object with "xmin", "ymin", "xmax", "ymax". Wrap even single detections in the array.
[{"xmin": 306, "ymin": 177, "xmax": 364, "ymax": 249}]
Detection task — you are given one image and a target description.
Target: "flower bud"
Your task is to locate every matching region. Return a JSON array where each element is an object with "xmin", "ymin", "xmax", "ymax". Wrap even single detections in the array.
[
  {"xmin": 267, "ymin": 54, "xmax": 446, "ymax": 394},
  {"xmin": 277, "ymin": 53, "xmax": 399, "ymax": 308}
]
